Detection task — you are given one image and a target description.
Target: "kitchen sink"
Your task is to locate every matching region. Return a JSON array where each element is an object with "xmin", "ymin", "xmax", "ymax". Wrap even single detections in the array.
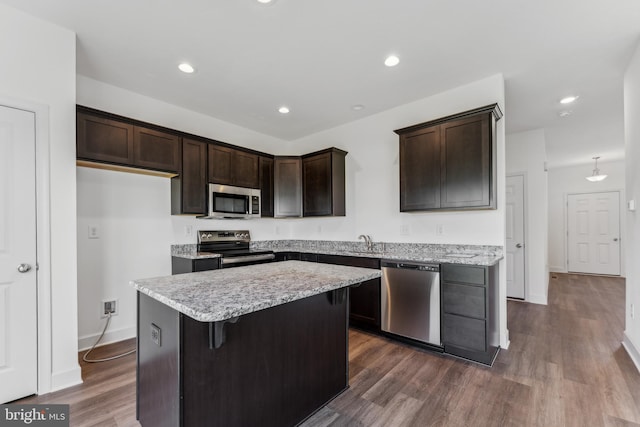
[{"xmin": 440, "ymin": 253, "xmax": 477, "ymax": 258}]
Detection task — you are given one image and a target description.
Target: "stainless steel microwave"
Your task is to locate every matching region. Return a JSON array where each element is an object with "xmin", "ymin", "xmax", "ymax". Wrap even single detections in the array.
[{"xmin": 206, "ymin": 183, "xmax": 261, "ymax": 219}]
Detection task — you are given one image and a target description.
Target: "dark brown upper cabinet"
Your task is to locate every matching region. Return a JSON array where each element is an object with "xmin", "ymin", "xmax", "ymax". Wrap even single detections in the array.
[
  {"xmin": 171, "ymin": 138, "xmax": 207, "ymax": 215},
  {"xmin": 259, "ymin": 156, "xmax": 275, "ymax": 217},
  {"xmin": 395, "ymin": 104, "xmax": 502, "ymax": 212},
  {"xmin": 274, "ymin": 156, "xmax": 302, "ymax": 217},
  {"xmin": 77, "ymin": 112, "xmax": 135, "ymax": 165},
  {"xmin": 77, "ymin": 108, "xmax": 181, "ymax": 174},
  {"xmin": 302, "ymin": 148, "xmax": 347, "ymax": 217},
  {"xmin": 133, "ymin": 127, "xmax": 181, "ymax": 173},
  {"xmin": 207, "ymin": 144, "xmax": 259, "ymax": 189}
]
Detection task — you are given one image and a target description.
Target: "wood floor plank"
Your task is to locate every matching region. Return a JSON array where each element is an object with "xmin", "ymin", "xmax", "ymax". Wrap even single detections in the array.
[{"xmin": 12, "ymin": 274, "xmax": 640, "ymax": 427}]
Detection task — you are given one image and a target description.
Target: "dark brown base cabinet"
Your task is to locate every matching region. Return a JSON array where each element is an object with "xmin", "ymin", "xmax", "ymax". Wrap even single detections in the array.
[
  {"xmin": 137, "ymin": 290, "xmax": 349, "ymax": 427},
  {"xmin": 275, "ymin": 253, "xmax": 381, "ymax": 331},
  {"xmin": 171, "ymin": 256, "xmax": 220, "ymax": 274},
  {"xmin": 441, "ymin": 263, "xmax": 499, "ymax": 365},
  {"xmin": 395, "ymin": 104, "xmax": 502, "ymax": 212}
]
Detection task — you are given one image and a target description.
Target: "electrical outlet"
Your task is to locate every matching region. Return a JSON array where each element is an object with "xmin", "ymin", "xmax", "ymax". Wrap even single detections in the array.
[
  {"xmin": 184, "ymin": 225, "xmax": 193, "ymax": 237},
  {"xmin": 436, "ymin": 224, "xmax": 444, "ymax": 236},
  {"xmin": 150, "ymin": 323, "xmax": 161, "ymax": 346},
  {"xmin": 401, "ymin": 224, "xmax": 410, "ymax": 235},
  {"xmin": 101, "ymin": 299, "xmax": 118, "ymax": 318},
  {"xmin": 88, "ymin": 225, "xmax": 100, "ymax": 239}
]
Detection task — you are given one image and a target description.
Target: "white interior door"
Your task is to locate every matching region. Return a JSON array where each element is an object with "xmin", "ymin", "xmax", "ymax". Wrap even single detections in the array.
[
  {"xmin": 567, "ymin": 192, "xmax": 620, "ymax": 275},
  {"xmin": 0, "ymin": 105, "xmax": 38, "ymax": 403},
  {"xmin": 506, "ymin": 175, "xmax": 525, "ymax": 299}
]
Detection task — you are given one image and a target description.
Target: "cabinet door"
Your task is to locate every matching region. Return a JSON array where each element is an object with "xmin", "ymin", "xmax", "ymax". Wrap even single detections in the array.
[
  {"xmin": 133, "ymin": 127, "xmax": 181, "ymax": 173},
  {"xmin": 399, "ymin": 126, "xmax": 441, "ymax": 211},
  {"xmin": 300, "ymin": 253, "xmax": 318, "ymax": 262},
  {"xmin": 208, "ymin": 144, "xmax": 233, "ymax": 185},
  {"xmin": 274, "ymin": 157, "xmax": 302, "ymax": 217},
  {"xmin": 440, "ymin": 114, "xmax": 492, "ymax": 208},
  {"xmin": 77, "ymin": 112, "xmax": 134, "ymax": 165},
  {"xmin": 442, "ymin": 313, "xmax": 487, "ymax": 352},
  {"xmin": 303, "ymin": 152, "xmax": 332, "ymax": 216},
  {"xmin": 349, "ymin": 278, "xmax": 381, "ymax": 328},
  {"xmin": 233, "ymin": 150, "xmax": 259, "ymax": 189},
  {"xmin": 315, "ymin": 254, "xmax": 381, "ymax": 329},
  {"xmin": 180, "ymin": 139, "xmax": 207, "ymax": 214},
  {"xmin": 259, "ymin": 156, "xmax": 274, "ymax": 217}
]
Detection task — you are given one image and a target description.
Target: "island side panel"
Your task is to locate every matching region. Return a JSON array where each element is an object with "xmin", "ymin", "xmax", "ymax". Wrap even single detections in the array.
[
  {"xmin": 181, "ymin": 291, "xmax": 349, "ymax": 427},
  {"xmin": 137, "ymin": 293, "xmax": 181, "ymax": 427}
]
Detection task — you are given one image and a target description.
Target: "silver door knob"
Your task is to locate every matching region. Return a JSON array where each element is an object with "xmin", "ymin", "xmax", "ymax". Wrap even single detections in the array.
[
  {"xmin": 516, "ymin": 243, "xmax": 523, "ymax": 248},
  {"xmin": 17, "ymin": 264, "xmax": 32, "ymax": 273}
]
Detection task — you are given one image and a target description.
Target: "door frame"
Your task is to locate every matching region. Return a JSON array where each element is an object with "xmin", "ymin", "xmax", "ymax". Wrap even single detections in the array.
[
  {"xmin": 565, "ymin": 190, "xmax": 625, "ymax": 276},
  {"xmin": 506, "ymin": 172, "xmax": 528, "ymax": 300},
  {"xmin": 1, "ymin": 96, "xmax": 53, "ymax": 395}
]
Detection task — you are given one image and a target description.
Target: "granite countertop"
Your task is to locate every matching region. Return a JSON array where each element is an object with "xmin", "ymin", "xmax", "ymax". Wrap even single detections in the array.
[
  {"xmin": 132, "ymin": 260, "xmax": 381, "ymax": 322},
  {"xmin": 171, "ymin": 240, "xmax": 503, "ymax": 266}
]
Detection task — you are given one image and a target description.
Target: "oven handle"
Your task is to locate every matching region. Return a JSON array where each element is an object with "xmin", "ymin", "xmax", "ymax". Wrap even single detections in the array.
[{"xmin": 221, "ymin": 253, "xmax": 276, "ymax": 265}]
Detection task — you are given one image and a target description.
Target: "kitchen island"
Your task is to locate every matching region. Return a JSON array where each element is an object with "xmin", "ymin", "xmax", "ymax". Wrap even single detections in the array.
[{"xmin": 132, "ymin": 260, "xmax": 381, "ymax": 427}]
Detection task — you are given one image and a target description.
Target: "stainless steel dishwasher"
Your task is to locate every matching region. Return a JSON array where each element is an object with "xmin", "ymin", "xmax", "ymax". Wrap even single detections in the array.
[{"xmin": 381, "ymin": 260, "xmax": 441, "ymax": 346}]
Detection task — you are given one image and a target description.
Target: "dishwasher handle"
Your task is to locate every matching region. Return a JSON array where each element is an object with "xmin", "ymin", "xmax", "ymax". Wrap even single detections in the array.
[{"xmin": 381, "ymin": 260, "xmax": 440, "ymax": 272}]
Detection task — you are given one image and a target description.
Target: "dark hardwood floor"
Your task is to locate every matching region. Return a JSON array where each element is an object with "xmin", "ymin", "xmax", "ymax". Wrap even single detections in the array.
[{"xmin": 15, "ymin": 273, "xmax": 640, "ymax": 426}]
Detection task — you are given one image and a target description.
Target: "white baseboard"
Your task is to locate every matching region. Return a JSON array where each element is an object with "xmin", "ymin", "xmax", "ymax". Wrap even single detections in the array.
[
  {"xmin": 501, "ymin": 329, "xmax": 510, "ymax": 350},
  {"xmin": 549, "ymin": 266, "xmax": 567, "ymax": 273},
  {"xmin": 526, "ymin": 293, "xmax": 548, "ymax": 305},
  {"xmin": 623, "ymin": 333, "xmax": 640, "ymax": 374},
  {"xmin": 78, "ymin": 325, "xmax": 137, "ymax": 352},
  {"xmin": 50, "ymin": 366, "xmax": 83, "ymax": 393}
]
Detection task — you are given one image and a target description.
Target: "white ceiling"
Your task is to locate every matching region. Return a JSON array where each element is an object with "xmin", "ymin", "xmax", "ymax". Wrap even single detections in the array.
[{"xmin": 3, "ymin": 0, "xmax": 639, "ymax": 167}]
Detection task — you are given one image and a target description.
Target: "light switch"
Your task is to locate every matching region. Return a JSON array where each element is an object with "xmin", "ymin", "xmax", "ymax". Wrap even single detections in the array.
[
  {"xmin": 629, "ymin": 200, "xmax": 636, "ymax": 212},
  {"xmin": 88, "ymin": 225, "xmax": 100, "ymax": 239}
]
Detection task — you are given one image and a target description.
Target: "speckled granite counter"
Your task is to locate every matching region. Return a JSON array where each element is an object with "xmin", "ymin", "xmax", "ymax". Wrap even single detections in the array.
[
  {"xmin": 171, "ymin": 240, "xmax": 503, "ymax": 266},
  {"xmin": 132, "ymin": 260, "xmax": 381, "ymax": 322}
]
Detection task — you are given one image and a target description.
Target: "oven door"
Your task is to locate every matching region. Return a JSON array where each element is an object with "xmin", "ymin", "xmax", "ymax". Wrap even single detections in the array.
[{"xmin": 220, "ymin": 253, "xmax": 276, "ymax": 268}]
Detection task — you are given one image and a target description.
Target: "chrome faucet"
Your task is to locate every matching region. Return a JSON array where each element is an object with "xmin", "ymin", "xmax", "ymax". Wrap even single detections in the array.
[{"xmin": 358, "ymin": 234, "xmax": 373, "ymax": 251}]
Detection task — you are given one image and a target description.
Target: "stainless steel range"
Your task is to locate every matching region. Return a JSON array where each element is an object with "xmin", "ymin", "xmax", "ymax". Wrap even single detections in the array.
[{"xmin": 197, "ymin": 230, "xmax": 275, "ymax": 268}]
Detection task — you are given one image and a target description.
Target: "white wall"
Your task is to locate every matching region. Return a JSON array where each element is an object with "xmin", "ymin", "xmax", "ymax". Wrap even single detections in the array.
[
  {"xmin": 0, "ymin": 4, "xmax": 81, "ymax": 391},
  {"xmin": 76, "ymin": 167, "xmax": 173, "ymax": 349},
  {"xmin": 76, "ymin": 77, "xmax": 297, "ymax": 345},
  {"xmin": 623, "ymin": 40, "xmax": 640, "ymax": 370},
  {"xmin": 289, "ymin": 74, "xmax": 509, "ymax": 347},
  {"xmin": 506, "ymin": 129, "xmax": 549, "ymax": 304},
  {"xmin": 77, "ymin": 74, "xmax": 509, "ymax": 349},
  {"xmin": 547, "ymin": 160, "xmax": 626, "ymax": 274}
]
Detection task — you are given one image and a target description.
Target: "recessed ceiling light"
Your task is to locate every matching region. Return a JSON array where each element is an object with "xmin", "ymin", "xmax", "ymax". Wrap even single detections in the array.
[
  {"xmin": 559, "ymin": 110, "xmax": 573, "ymax": 118},
  {"xmin": 178, "ymin": 63, "xmax": 195, "ymax": 74},
  {"xmin": 384, "ymin": 55, "xmax": 400, "ymax": 67},
  {"xmin": 278, "ymin": 106, "xmax": 290, "ymax": 114},
  {"xmin": 351, "ymin": 104, "xmax": 365, "ymax": 111},
  {"xmin": 560, "ymin": 95, "xmax": 578, "ymax": 104},
  {"xmin": 257, "ymin": 0, "xmax": 275, "ymax": 4}
]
